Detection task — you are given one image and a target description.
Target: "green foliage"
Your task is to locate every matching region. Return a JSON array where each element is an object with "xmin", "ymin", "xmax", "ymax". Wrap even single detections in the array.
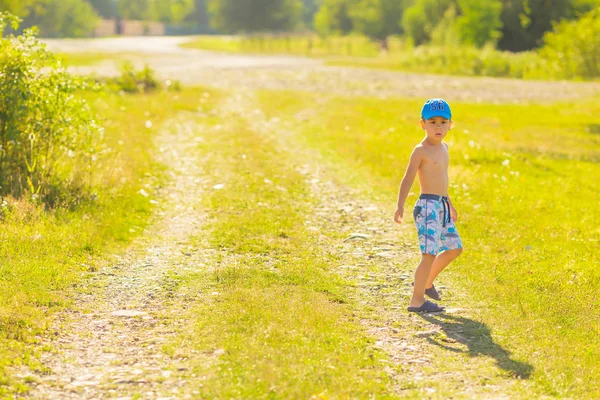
[
  {"xmin": 0, "ymin": 13, "xmax": 101, "ymax": 203},
  {"xmin": 454, "ymin": 0, "xmax": 502, "ymax": 47},
  {"xmin": 402, "ymin": 0, "xmax": 501, "ymax": 48},
  {"xmin": 150, "ymin": 0, "xmax": 195, "ymax": 23},
  {"xmin": 302, "ymin": 0, "xmax": 319, "ymax": 28},
  {"xmin": 539, "ymin": 7, "xmax": 600, "ymax": 79},
  {"xmin": 87, "ymin": 0, "xmax": 116, "ymax": 19},
  {"xmin": 429, "ymin": 4, "xmax": 460, "ymax": 46},
  {"xmin": 330, "ymin": 43, "xmax": 541, "ymax": 78},
  {"xmin": 209, "ymin": 0, "xmax": 303, "ymax": 33},
  {"xmin": 401, "ymin": 0, "xmax": 453, "ymax": 45},
  {"xmin": 101, "ymin": 62, "xmax": 181, "ymax": 93},
  {"xmin": 113, "ymin": 0, "xmax": 194, "ymax": 23},
  {"xmin": 499, "ymin": 0, "xmax": 600, "ymax": 51},
  {"xmin": 24, "ymin": 0, "xmax": 98, "ymax": 38},
  {"xmin": 0, "ymin": 0, "xmax": 38, "ymax": 17},
  {"xmin": 188, "ymin": 0, "xmax": 210, "ymax": 26},
  {"xmin": 113, "ymin": 62, "xmax": 159, "ymax": 93},
  {"xmin": 314, "ymin": 0, "xmax": 357, "ymax": 36},
  {"xmin": 349, "ymin": 0, "xmax": 407, "ymax": 45},
  {"xmin": 182, "ymin": 33, "xmax": 385, "ymax": 56}
]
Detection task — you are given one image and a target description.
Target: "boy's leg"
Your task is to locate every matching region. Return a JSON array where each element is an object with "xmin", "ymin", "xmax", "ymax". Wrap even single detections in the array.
[
  {"xmin": 426, "ymin": 248, "xmax": 462, "ymax": 288},
  {"xmin": 410, "ymin": 253, "xmax": 436, "ymax": 308}
]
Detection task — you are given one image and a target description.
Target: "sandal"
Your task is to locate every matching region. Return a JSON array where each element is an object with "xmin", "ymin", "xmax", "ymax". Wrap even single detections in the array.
[
  {"xmin": 407, "ymin": 300, "xmax": 445, "ymax": 313},
  {"xmin": 411, "ymin": 282, "xmax": 442, "ymax": 301}
]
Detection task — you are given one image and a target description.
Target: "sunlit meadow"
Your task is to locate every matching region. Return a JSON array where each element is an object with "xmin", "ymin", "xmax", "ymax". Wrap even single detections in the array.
[{"xmin": 255, "ymin": 90, "xmax": 600, "ymax": 397}]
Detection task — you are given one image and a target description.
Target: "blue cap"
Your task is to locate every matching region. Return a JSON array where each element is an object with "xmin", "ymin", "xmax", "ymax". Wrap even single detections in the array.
[{"xmin": 421, "ymin": 98, "xmax": 451, "ymax": 120}]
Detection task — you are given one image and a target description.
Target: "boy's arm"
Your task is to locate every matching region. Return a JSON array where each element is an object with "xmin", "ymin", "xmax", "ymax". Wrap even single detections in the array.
[{"xmin": 394, "ymin": 147, "xmax": 423, "ymax": 224}]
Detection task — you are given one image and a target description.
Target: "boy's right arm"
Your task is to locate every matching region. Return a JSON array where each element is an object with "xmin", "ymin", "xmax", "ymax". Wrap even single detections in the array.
[{"xmin": 394, "ymin": 147, "xmax": 422, "ymax": 224}]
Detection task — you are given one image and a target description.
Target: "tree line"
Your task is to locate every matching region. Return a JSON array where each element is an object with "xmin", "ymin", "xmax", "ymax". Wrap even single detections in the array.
[{"xmin": 0, "ymin": 0, "xmax": 599, "ymax": 51}]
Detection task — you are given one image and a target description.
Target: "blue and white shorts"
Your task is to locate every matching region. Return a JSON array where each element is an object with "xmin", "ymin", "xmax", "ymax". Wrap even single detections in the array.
[{"xmin": 413, "ymin": 194, "xmax": 462, "ymax": 256}]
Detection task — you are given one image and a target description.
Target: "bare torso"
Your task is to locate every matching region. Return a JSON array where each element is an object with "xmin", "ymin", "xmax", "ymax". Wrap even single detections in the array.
[{"xmin": 416, "ymin": 142, "xmax": 449, "ymax": 196}]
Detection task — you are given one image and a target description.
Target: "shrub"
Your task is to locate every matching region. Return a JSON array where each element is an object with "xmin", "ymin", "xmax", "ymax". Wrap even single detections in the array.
[
  {"xmin": 0, "ymin": 13, "xmax": 101, "ymax": 204},
  {"xmin": 99, "ymin": 62, "xmax": 180, "ymax": 94},
  {"xmin": 539, "ymin": 7, "xmax": 600, "ymax": 79}
]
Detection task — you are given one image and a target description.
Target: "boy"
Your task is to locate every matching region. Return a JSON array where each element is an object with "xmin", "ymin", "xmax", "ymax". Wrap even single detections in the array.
[{"xmin": 393, "ymin": 98, "xmax": 463, "ymax": 313}]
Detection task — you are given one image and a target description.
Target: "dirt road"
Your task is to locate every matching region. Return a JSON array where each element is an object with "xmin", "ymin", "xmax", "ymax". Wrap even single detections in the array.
[{"xmin": 43, "ymin": 36, "xmax": 600, "ymax": 103}]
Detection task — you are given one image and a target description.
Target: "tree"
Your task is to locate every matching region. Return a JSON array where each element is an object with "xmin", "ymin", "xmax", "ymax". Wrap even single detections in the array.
[
  {"xmin": 150, "ymin": 0, "xmax": 195, "ymax": 23},
  {"xmin": 455, "ymin": 0, "xmax": 502, "ymax": 47},
  {"xmin": 402, "ymin": 0, "xmax": 502, "ymax": 48},
  {"xmin": 402, "ymin": 0, "xmax": 453, "ymax": 45},
  {"xmin": 314, "ymin": 0, "xmax": 357, "ymax": 36},
  {"xmin": 24, "ymin": 0, "xmax": 98, "ymax": 37},
  {"xmin": 0, "ymin": 0, "xmax": 39, "ymax": 17},
  {"xmin": 115, "ymin": 0, "xmax": 194, "ymax": 23},
  {"xmin": 499, "ymin": 0, "xmax": 600, "ymax": 51},
  {"xmin": 302, "ymin": 0, "xmax": 320, "ymax": 28},
  {"xmin": 539, "ymin": 7, "xmax": 600, "ymax": 78},
  {"xmin": 189, "ymin": 0, "xmax": 210, "ymax": 26},
  {"xmin": 209, "ymin": 0, "xmax": 303, "ymax": 33},
  {"xmin": 88, "ymin": 0, "xmax": 114, "ymax": 18},
  {"xmin": 117, "ymin": 0, "xmax": 151, "ymax": 20},
  {"xmin": 349, "ymin": 0, "xmax": 408, "ymax": 48}
]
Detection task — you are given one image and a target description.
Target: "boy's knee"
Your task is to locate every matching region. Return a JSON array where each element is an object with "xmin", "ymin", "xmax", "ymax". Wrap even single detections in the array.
[{"xmin": 421, "ymin": 253, "xmax": 436, "ymax": 262}]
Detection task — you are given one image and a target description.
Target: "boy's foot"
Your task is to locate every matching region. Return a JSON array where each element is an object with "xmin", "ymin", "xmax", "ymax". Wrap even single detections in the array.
[
  {"xmin": 411, "ymin": 282, "xmax": 442, "ymax": 301},
  {"xmin": 407, "ymin": 300, "xmax": 445, "ymax": 313}
]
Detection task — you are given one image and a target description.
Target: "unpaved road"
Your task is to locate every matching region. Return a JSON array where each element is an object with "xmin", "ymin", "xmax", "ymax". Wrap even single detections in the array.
[{"xmin": 43, "ymin": 36, "xmax": 600, "ymax": 103}]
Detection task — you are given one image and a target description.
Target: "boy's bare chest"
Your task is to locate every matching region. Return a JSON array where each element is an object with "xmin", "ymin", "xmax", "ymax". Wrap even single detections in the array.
[{"xmin": 422, "ymin": 149, "xmax": 449, "ymax": 167}]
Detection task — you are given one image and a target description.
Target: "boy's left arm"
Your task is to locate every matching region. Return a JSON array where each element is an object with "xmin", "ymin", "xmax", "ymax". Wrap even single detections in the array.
[{"xmin": 448, "ymin": 196, "xmax": 458, "ymax": 222}]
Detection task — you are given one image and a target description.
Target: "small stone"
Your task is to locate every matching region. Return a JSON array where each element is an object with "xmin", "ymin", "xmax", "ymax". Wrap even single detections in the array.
[
  {"xmin": 213, "ymin": 348, "xmax": 226, "ymax": 356},
  {"xmin": 343, "ymin": 233, "xmax": 371, "ymax": 242},
  {"xmin": 111, "ymin": 310, "xmax": 148, "ymax": 317},
  {"xmin": 415, "ymin": 329, "xmax": 438, "ymax": 338}
]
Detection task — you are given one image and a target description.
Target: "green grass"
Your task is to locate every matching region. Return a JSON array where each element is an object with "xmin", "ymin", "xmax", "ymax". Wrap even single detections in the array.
[
  {"xmin": 180, "ymin": 34, "xmax": 384, "ymax": 57},
  {"xmin": 254, "ymin": 90, "xmax": 600, "ymax": 397},
  {"xmin": 0, "ymin": 87, "xmax": 215, "ymax": 395},
  {"xmin": 181, "ymin": 35, "xmax": 552, "ymax": 79},
  {"xmin": 167, "ymin": 111, "xmax": 393, "ymax": 398},
  {"xmin": 57, "ymin": 52, "xmax": 142, "ymax": 67},
  {"xmin": 326, "ymin": 46, "xmax": 544, "ymax": 79}
]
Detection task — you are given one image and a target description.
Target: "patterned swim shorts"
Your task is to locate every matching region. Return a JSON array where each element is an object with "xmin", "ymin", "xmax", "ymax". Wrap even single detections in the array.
[{"xmin": 413, "ymin": 194, "xmax": 463, "ymax": 256}]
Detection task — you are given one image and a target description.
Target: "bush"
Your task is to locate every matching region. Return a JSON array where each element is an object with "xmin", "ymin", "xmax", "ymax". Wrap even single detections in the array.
[
  {"xmin": 0, "ymin": 13, "xmax": 101, "ymax": 204},
  {"xmin": 100, "ymin": 61, "xmax": 181, "ymax": 94},
  {"xmin": 539, "ymin": 7, "xmax": 600, "ymax": 79},
  {"xmin": 112, "ymin": 62, "xmax": 160, "ymax": 93}
]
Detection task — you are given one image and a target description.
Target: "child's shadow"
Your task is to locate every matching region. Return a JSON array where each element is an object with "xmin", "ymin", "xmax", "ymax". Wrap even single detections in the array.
[{"xmin": 417, "ymin": 312, "xmax": 533, "ymax": 379}]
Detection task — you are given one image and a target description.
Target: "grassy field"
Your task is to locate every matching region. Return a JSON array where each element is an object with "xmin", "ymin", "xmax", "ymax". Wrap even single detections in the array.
[
  {"xmin": 146, "ymin": 86, "xmax": 600, "ymax": 397},
  {"xmin": 248, "ymin": 90, "xmax": 600, "ymax": 397},
  {"xmin": 179, "ymin": 34, "xmax": 384, "ymax": 57},
  {"xmin": 4, "ymin": 44, "xmax": 600, "ymax": 396},
  {"xmin": 181, "ymin": 35, "xmax": 547, "ymax": 79},
  {"xmin": 0, "ymin": 88, "xmax": 208, "ymax": 394},
  {"xmin": 57, "ymin": 52, "xmax": 134, "ymax": 66}
]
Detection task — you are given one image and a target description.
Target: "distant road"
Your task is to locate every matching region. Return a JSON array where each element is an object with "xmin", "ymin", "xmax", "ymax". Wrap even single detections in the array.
[
  {"xmin": 42, "ymin": 36, "xmax": 600, "ymax": 103},
  {"xmin": 43, "ymin": 36, "xmax": 321, "ymax": 69}
]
